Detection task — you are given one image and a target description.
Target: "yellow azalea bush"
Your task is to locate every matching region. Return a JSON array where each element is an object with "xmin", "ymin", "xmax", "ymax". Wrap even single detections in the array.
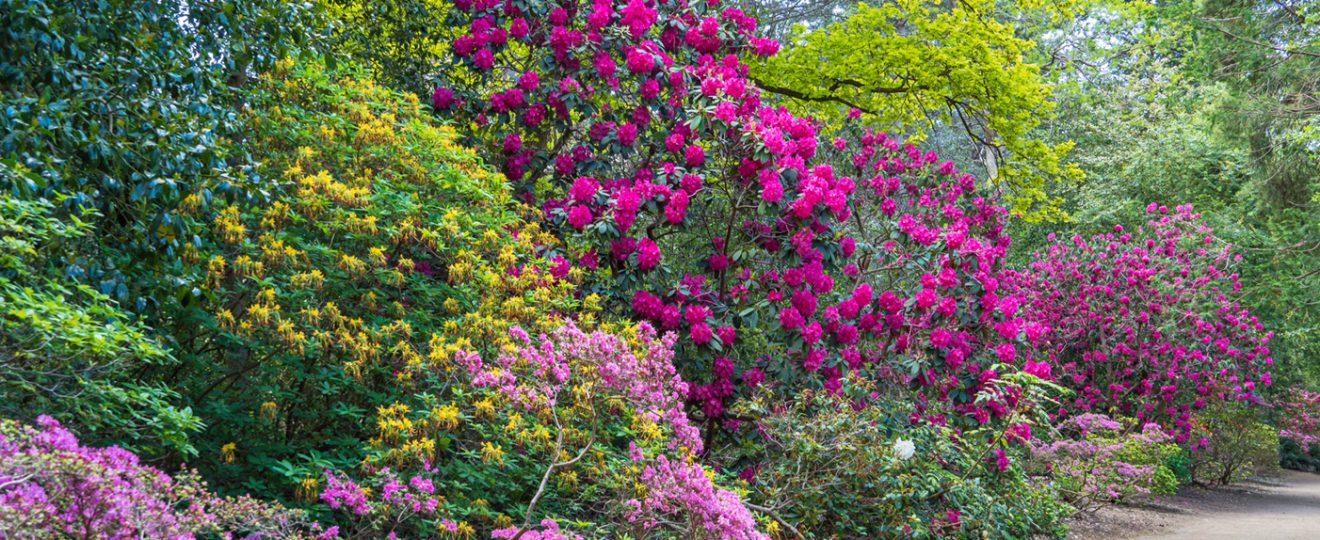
[{"xmin": 166, "ymin": 58, "xmax": 588, "ymax": 502}]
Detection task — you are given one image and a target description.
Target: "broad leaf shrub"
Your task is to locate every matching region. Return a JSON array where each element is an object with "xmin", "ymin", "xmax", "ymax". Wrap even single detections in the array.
[
  {"xmin": 0, "ymin": 191, "xmax": 199, "ymax": 455},
  {"xmin": 1007, "ymin": 203, "xmax": 1274, "ymax": 439},
  {"xmin": 1187, "ymin": 401, "xmax": 1279, "ymax": 485},
  {"xmin": 426, "ymin": 0, "xmax": 1045, "ymax": 436},
  {"xmin": 0, "ymin": 416, "xmax": 318, "ymax": 539},
  {"xmin": 0, "ymin": 0, "xmax": 319, "ymax": 310},
  {"xmin": 734, "ymin": 380, "xmax": 1069, "ymax": 538},
  {"xmin": 1029, "ymin": 414, "xmax": 1181, "ymax": 512}
]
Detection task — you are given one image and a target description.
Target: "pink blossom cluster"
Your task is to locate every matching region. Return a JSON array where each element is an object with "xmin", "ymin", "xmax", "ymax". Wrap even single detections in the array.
[
  {"xmin": 1007, "ymin": 204, "xmax": 1273, "ymax": 440},
  {"xmin": 809, "ymin": 119, "xmax": 1035, "ymax": 423},
  {"xmin": 492, "ymin": 519, "xmax": 581, "ymax": 540},
  {"xmin": 465, "ymin": 322, "xmax": 762, "ymax": 537},
  {"xmin": 1275, "ymin": 386, "xmax": 1320, "ymax": 449},
  {"xmin": 473, "ymin": 322, "xmax": 701, "ymax": 452},
  {"xmin": 625, "ymin": 454, "xmax": 768, "ymax": 540},
  {"xmin": 1029, "ymin": 414, "xmax": 1176, "ymax": 510},
  {"xmin": 317, "ymin": 467, "xmax": 446, "ymax": 538},
  {"xmin": 0, "ymin": 416, "xmax": 310, "ymax": 539}
]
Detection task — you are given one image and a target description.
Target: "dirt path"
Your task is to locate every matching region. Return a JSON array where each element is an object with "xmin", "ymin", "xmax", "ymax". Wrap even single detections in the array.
[{"xmin": 1067, "ymin": 471, "xmax": 1320, "ymax": 539}]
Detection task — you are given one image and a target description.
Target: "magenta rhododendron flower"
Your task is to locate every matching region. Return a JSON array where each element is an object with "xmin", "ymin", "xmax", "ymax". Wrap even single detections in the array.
[
  {"xmin": 566, "ymin": 204, "xmax": 593, "ymax": 229},
  {"xmin": 1023, "ymin": 360, "xmax": 1052, "ymax": 379}
]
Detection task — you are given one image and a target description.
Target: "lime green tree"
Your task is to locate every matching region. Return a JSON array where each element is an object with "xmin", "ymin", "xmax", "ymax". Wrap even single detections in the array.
[{"xmin": 751, "ymin": 0, "xmax": 1088, "ymax": 221}]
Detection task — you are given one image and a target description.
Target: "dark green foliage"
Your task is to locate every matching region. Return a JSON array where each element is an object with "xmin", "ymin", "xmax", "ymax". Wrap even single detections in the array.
[
  {"xmin": 1164, "ymin": 447, "xmax": 1194, "ymax": 486},
  {"xmin": 0, "ymin": 189, "xmax": 200, "ymax": 456},
  {"xmin": 1279, "ymin": 438, "xmax": 1320, "ymax": 473},
  {"xmin": 323, "ymin": 0, "xmax": 452, "ymax": 97},
  {"xmin": 0, "ymin": 0, "xmax": 319, "ymax": 312},
  {"xmin": 1190, "ymin": 403, "xmax": 1280, "ymax": 485}
]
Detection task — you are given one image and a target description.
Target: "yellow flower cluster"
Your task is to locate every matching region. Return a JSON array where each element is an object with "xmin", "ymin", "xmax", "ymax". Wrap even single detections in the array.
[
  {"xmin": 372, "ymin": 402, "xmax": 435, "ymax": 466},
  {"xmin": 219, "ymin": 62, "xmax": 638, "ymax": 507}
]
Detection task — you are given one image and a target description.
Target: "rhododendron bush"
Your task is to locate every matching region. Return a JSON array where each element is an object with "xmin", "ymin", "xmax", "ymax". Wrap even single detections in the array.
[
  {"xmin": 1277, "ymin": 386, "xmax": 1320, "ymax": 450},
  {"xmin": 1276, "ymin": 386, "xmax": 1320, "ymax": 471},
  {"xmin": 428, "ymin": 0, "xmax": 1041, "ymax": 432},
  {"xmin": 1007, "ymin": 204, "xmax": 1274, "ymax": 439}
]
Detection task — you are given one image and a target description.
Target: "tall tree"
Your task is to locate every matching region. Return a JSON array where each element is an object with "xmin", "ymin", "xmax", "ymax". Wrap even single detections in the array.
[{"xmin": 750, "ymin": 0, "xmax": 1089, "ymax": 222}]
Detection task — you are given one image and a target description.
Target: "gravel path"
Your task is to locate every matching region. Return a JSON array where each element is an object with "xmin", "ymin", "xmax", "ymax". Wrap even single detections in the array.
[{"xmin": 1067, "ymin": 471, "xmax": 1320, "ymax": 540}]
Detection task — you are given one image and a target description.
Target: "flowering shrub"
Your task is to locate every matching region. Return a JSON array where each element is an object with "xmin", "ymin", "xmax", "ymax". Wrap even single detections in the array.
[
  {"xmin": 1029, "ymin": 414, "xmax": 1182, "ymax": 511},
  {"xmin": 1276, "ymin": 386, "xmax": 1320, "ymax": 471},
  {"xmin": 320, "ymin": 322, "xmax": 766, "ymax": 539},
  {"xmin": 818, "ymin": 117, "xmax": 1035, "ymax": 423},
  {"xmin": 169, "ymin": 59, "xmax": 579, "ymax": 499},
  {"xmin": 734, "ymin": 381, "xmax": 1069, "ymax": 538},
  {"xmin": 426, "ymin": 0, "xmax": 1043, "ymax": 436},
  {"xmin": 1276, "ymin": 386, "xmax": 1320, "ymax": 451},
  {"xmin": 0, "ymin": 416, "xmax": 316, "ymax": 539},
  {"xmin": 1008, "ymin": 204, "xmax": 1273, "ymax": 439}
]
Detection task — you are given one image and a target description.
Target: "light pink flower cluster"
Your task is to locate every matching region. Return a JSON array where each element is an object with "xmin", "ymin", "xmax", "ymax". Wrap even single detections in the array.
[
  {"xmin": 0, "ymin": 416, "xmax": 311, "ymax": 539},
  {"xmin": 1029, "ymin": 414, "xmax": 1176, "ymax": 510},
  {"xmin": 473, "ymin": 322, "xmax": 700, "ymax": 451},
  {"xmin": 625, "ymin": 454, "xmax": 768, "ymax": 540},
  {"xmin": 469, "ymin": 322, "xmax": 762, "ymax": 537}
]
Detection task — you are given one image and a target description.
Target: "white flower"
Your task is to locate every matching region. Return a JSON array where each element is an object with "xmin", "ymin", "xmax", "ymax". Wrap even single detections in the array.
[{"xmin": 893, "ymin": 438, "xmax": 915, "ymax": 460}]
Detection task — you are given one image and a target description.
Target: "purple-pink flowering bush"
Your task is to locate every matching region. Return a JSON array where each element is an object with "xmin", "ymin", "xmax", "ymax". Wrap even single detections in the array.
[
  {"xmin": 1029, "ymin": 414, "xmax": 1181, "ymax": 511},
  {"xmin": 473, "ymin": 322, "xmax": 764, "ymax": 539},
  {"xmin": 1008, "ymin": 204, "xmax": 1274, "ymax": 439},
  {"xmin": 0, "ymin": 416, "xmax": 316, "ymax": 539},
  {"xmin": 1276, "ymin": 386, "xmax": 1320, "ymax": 452},
  {"xmin": 427, "ymin": 0, "xmax": 1034, "ymax": 432},
  {"xmin": 322, "ymin": 322, "xmax": 766, "ymax": 539}
]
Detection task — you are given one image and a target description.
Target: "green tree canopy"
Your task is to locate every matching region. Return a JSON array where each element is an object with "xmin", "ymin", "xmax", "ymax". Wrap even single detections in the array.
[{"xmin": 752, "ymin": 0, "xmax": 1087, "ymax": 221}]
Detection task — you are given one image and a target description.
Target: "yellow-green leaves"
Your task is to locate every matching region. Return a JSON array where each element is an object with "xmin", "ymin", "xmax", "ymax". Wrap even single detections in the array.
[{"xmin": 753, "ymin": 0, "xmax": 1088, "ymax": 221}]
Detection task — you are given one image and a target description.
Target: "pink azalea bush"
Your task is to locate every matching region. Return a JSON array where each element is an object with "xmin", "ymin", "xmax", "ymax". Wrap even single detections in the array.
[
  {"xmin": 1007, "ymin": 204, "xmax": 1273, "ymax": 439},
  {"xmin": 476, "ymin": 322, "xmax": 764, "ymax": 540},
  {"xmin": 1029, "ymin": 414, "xmax": 1181, "ymax": 511},
  {"xmin": 321, "ymin": 322, "xmax": 766, "ymax": 539},
  {"xmin": 0, "ymin": 416, "xmax": 315, "ymax": 539}
]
